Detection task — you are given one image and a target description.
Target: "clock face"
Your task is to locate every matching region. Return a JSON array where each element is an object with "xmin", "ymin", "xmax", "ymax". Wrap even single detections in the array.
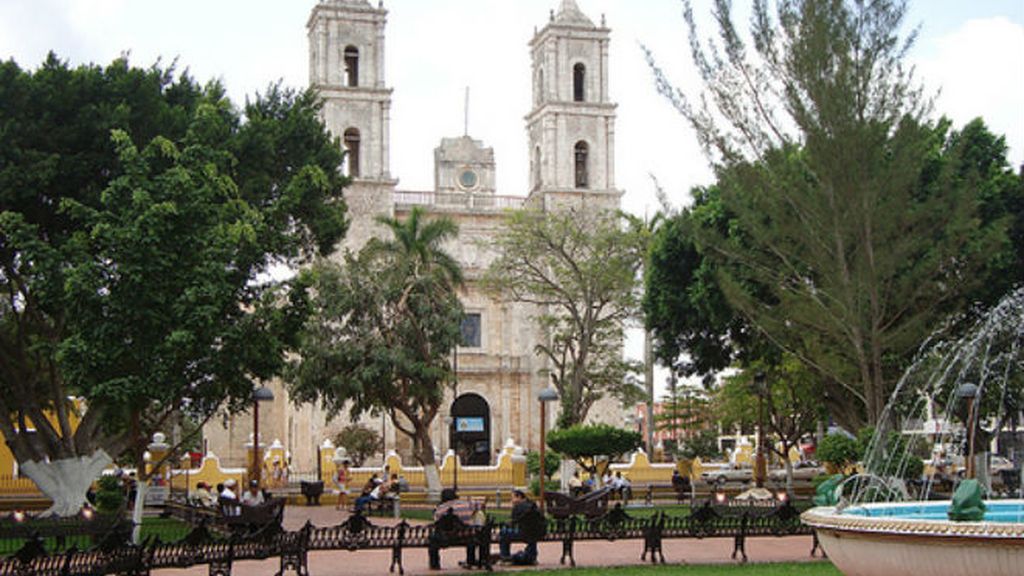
[{"xmin": 459, "ymin": 169, "xmax": 478, "ymax": 189}]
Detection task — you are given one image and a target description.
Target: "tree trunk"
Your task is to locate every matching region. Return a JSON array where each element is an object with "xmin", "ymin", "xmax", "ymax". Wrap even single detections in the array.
[
  {"xmin": 19, "ymin": 451, "xmax": 112, "ymax": 517},
  {"xmin": 784, "ymin": 458, "xmax": 794, "ymax": 496},
  {"xmin": 644, "ymin": 329, "xmax": 655, "ymax": 456},
  {"xmin": 131, "ymin": 480, "xmax": 148, "ymax": 544},
  {"xmin": 413, "ymin": 428, "xmax": 442, "ymax": 501}
]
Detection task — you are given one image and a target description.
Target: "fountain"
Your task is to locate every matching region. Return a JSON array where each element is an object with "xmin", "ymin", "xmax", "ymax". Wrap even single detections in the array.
[{"xmin": 802, "ymin": 288, "xmax": 1024, "ymax": 576}]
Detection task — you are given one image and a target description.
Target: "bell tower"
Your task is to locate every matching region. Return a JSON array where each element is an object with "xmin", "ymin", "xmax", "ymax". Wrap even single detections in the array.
[
  {"xmin": 526, "ymin": 0, "xmax": 621, "ymax": 211},
  {"xmin": 309, "ymin": 0, "xmax": 397, "ymax": 249}
]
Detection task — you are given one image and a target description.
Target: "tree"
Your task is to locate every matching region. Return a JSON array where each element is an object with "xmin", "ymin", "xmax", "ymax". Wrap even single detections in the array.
[
  {"xmin": 0, "ymin": 55, "xmax": 346, "ymax": 516},
  {"xmin": 526, "ymin": 449, "xmax": 561, "ymax": 482},
  {"xmin": 483, "ymin": 208, "xmax": 643, "ymax": 427},
  {"xmin": 817, "ymin": 433, "xmax": 860, "ymax": 473},
  {"xmin": 714, "ymin": 357, "xmax": 824, "ymax": 492},
  {"xmin": 333, "ymin": 424, "xmax": 384, "ymax": 467},
  {"xmin": 678, "ymin": 429, "xmax": 721, "ymax": 461},
  {"xmin": 623, "ymin": 210, "xmax": 665, "ymax": 455},
  {"xmin": 945, "ymin": 118, "xmax": 1024, "ymax": 309},
  {"xmin": 288, "ymin": 207, "xmax": 463, "ymax": 497},
  {"xmin": 645, "ymin": 1, "xmax": 1009, "ymax": 428},
  {"xmin": 654, "ymin": 380, "xmax": 711, "ymax": 445},
  {"xmin": 644, "ymin": 191, "xmax": 771, "ymax": 384},
  {"xmin": 546, "ymin": 424, "xmax": 642, "ymax": 483}
]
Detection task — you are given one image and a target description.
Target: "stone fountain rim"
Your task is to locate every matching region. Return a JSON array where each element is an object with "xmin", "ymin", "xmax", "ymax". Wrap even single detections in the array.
[{"xmin": 802, "ymin": 500, "xmax": 1024, "ymax": 540}]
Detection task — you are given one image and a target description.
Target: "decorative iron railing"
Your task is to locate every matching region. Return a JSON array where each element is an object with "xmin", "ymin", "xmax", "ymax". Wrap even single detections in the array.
[
  {"xmin": 0, "ymin": 500, "xmax": 818, "ymax": 575},
  {"xmin": 393, "ymin": 191, "xmax": 525, "ymax": 211}
]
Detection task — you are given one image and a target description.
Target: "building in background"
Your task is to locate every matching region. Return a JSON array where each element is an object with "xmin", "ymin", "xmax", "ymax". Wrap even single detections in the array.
[{"xmin": 204, "ymin": 0, "xmax": 630, "ymax": 472}]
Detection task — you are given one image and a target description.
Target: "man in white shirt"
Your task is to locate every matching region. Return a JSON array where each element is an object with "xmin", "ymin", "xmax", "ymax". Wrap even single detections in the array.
[
  {"xmin": 220, "ymin": 479, "xmax": 241, "ymax": 516},
  {"xmin": 240, "ymin": 480, "xmax": 266, "ymax": 507}
]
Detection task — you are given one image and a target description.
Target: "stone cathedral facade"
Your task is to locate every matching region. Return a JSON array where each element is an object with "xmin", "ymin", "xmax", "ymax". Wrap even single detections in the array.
[{"xmin": 205, "ymin": 0, "xmax": 626, "ymax": 471}]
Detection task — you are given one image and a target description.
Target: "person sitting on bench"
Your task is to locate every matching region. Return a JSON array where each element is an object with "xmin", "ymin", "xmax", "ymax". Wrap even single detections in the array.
[
  {"xmin": 428, "ymin": 488, "xmax": 482, "ymax": 570},
  {"xmin": 240, "ymin": 480, "xmax": 265, "ymax": 507},
  {"xmin": 355, "ymin": 474, "xmax": 391, "ymax": 512},
  {"xmin": 499, "ymin": 489, "xmax": 538, "ymax": 565}
]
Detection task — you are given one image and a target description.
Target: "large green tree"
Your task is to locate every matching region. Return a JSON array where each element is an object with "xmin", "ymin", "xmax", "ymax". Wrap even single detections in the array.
[
  {"xmin": 714, "ymin": 357, "xmax": 824, "ymax": 492},
  {"xmin": 646, "ymin": 0, "xmax": 1009, "ymax": 428},
  {"xmin": 0, "ymin": 55, "xmax": 346, "ymax": 515},
  {"xmin": 483, "ymin": 208, "xmax": 643, "ymax": 427},
  {"xmin": 287, "ymin": 207, "xmax": 463, "ymax": 497}
]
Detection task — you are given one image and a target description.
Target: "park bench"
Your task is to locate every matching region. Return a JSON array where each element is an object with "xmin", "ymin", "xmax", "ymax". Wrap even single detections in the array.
[
  {"xmin": 428, "ymin": 507, "xmax": 493, "ymax": 571},
  {"xmin": 217, "ymin": 496, "xmax": 285, "ymax": 537},
  {"xmin": 164, "ymin": 494, "xmax": 283, "ymax": 539},
  {"xmin": 544, "ymin": 486, "xmax": 610, "ymax": 520},
  {"xmin": 496, "ymin": 506, "xmax": 547, "ymax": 566}
]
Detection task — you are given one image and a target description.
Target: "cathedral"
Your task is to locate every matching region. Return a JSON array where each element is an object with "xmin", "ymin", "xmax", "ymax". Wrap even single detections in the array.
[{"xmin": 205, "ymin": 0, "xmax": 627, "ymax": 471}]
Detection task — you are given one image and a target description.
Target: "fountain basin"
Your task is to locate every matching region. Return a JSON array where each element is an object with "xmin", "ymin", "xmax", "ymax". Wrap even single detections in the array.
[{"xmin": 802, "ymin": 501, "xmax": 1024, "ymax": 576}]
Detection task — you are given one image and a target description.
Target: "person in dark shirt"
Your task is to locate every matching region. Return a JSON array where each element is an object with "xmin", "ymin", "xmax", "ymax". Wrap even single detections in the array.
[
  {"xmin": 428, "ymin": 488, "xmax": 483, "ymax": 570},
  {"xmin": 499, "ymin": 489, "xmax": 538, "ymax": 564}
]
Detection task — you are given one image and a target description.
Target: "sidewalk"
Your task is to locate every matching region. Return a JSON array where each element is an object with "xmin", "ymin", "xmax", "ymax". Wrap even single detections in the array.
[{"xmin": 151, "ymin": 506, "xmax": 818, "ymax": 576}]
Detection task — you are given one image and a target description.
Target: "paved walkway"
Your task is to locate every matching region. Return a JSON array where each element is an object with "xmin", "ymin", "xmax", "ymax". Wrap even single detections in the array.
[{"xmin": 152, "ymin": 506, "xmax": 819, "ymax": 576}]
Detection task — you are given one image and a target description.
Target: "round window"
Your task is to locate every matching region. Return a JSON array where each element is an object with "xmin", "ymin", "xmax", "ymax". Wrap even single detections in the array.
[{"xmin": 459, "ymin": 169, "xmax": 478, "ymax": 189}]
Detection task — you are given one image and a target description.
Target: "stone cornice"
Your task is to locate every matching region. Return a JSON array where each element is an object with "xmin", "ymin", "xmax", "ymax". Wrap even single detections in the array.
[{"xmin": 802, "ymin": 505, "xmax": 1024, "ymax": 540}]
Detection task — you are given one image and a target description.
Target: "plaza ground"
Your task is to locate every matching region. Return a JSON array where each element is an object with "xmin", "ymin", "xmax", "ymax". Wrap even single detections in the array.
[{"xmin": 151, "ymin": 505, "xmax": 824, "ymax": 576}]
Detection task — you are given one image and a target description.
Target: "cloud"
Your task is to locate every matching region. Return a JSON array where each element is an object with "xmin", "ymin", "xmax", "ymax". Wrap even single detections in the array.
[
  {"xmin": 0, "ymin": 0, "xmax": 90, "ymax": 66},
  {"xmin": 915, "ymin": 17, "xmax": 1024, "ymax": 166}
]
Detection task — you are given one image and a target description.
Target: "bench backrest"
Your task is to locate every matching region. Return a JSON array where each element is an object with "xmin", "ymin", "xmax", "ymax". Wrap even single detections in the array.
[{"xmin": 514, "ymin": 507, "xmax": 547, "ymax": 542}]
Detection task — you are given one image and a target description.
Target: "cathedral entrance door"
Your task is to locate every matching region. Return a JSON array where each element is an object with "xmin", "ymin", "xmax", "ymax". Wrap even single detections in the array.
[{"xmin": 449, "ymin": 393, "xmax": 491, "ymax": 466}]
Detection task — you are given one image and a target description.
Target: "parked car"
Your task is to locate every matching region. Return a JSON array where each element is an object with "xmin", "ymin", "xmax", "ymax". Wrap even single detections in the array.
[
  {"xmin": 769, "ymin": 461, "xmax": 824, "ymax": 483},
  {"xmin": 990, "ymin": 456, "xmax": 1016, "ymax": 475},
  {"xmin": 702, "ymin": 464, "xmax": 753, "ymax": 485}
]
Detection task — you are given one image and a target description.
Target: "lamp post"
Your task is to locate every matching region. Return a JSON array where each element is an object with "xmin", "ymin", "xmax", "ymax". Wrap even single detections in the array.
[
  {"xmin": 956, "ymin": 383, "xmax": 979, "ymax": 480},
  {"xmin": 252, "ymin": 385, "xmax": 275, "ymax": 487},
  {"xmin": 537, "ymin": 387, "xmax": 559, "ymax": 512},
  {"xmin": 752, "ymin": 372, "xmax": 767, "ymax": 488}
]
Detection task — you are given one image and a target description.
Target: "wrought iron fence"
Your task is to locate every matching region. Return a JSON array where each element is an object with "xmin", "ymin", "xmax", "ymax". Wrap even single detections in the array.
[{"xmin": 0, "ymin": 499, "xmax": 816, "ymax": 576}]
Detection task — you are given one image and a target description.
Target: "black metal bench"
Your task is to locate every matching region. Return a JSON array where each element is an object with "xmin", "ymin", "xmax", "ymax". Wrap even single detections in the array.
[
  {"xmin": 428, "ymin": 508, "xmax": 492, "ymax": 571},
  {"xmin": 543, "ymin": 487, "xmax": 610, "ymax": 520},
  {"xmin": 218, "ymin": 497, "xmax": 285, "ymax": 538}
]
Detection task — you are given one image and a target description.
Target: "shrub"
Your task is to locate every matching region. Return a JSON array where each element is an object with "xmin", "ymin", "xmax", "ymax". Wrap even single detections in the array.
[
  {"xmin": 817, "ymin": 433, "xmax": 860, "ymax": 471},
  {"xmin": 95, "ymin": 475, "xmax": 124, "ymax": 513},
  {"xmin": 526, "ymin": 450, "xmax": 561, "ymax": 481},
  {"xmin": 528, "ymin": 478, "xmax": 561, "ymax": 497},
  {"xmin": 547, "ymin": 424, "xmax": 642, "ymax": 479}
]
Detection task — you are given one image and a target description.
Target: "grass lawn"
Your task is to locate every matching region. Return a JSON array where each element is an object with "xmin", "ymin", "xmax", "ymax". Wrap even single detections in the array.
[
  {"xmin": 139, "ymin": 516, "xmax": 192, "ymax": 542},
  {"xmin": 522, "ymin": 562, "xmax": 840, "ymax": 576}
]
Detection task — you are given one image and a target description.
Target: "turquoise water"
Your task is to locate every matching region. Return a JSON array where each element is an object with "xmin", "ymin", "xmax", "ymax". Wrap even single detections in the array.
[{"xmin": 844, "ymin": 501, "xmax": 1024, "ymax": 523}]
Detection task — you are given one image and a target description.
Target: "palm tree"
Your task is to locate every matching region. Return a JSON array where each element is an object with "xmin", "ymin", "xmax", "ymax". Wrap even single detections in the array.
[
  {"xmin": 371, "ymin": 206, "xmax": 463, "ymax": 288},
  {"xmin": 368, "ymin": 206, "xmax": 463, "ymax": 495}
]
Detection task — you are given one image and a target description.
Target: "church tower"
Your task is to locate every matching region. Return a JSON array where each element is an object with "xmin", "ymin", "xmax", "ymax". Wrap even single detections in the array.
[
  {"xmin": 526, "ymin": 0, "xmax": 621, "ymax": 212},
  {"xmin": 308, "ymin": 0, "xmax": 397, "ymax": 249}
]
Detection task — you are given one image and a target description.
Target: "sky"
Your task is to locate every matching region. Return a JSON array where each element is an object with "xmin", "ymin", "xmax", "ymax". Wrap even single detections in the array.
[{"xmin": 2, "ymin": 0, "xmax": 1022, "ymax": 396}]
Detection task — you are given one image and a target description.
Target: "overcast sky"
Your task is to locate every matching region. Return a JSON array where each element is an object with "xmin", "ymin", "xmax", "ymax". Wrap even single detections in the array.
[{"xmin": 2, "ymin": 0, "xmax": 1022, "ymax": 395}]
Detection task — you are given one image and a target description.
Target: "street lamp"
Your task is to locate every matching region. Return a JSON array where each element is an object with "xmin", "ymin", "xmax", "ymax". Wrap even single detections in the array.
[
  {"xmin": 956, "ymin": 382, "xmax": 979, "ymax": 480},
  {"xmin": 537, "ymin": 386, "xmax": 559, "ymax": 512},
  {"xmin": 252, "ymin": 385, "xmax": 275, "ymax": 487},
  {"xmin": 752, "ymin": 372, "xmax": 768, "ymax": 488}
]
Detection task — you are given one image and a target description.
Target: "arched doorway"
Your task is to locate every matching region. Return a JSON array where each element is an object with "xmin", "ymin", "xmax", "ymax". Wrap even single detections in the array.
[{"xmin": 449, "ymin": 393, "xmax": 491, "ymax": 465}]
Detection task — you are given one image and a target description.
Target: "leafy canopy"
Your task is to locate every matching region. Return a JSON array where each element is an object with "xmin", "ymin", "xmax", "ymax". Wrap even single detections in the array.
[
  {"xmin": 288, "ymin": 207, "xmax": 463, "ymax": 472},
  {"xmin": 546, "ymin": 424, "xmax": 642, "ymax": 478},
  {"xmin": 483, "ymin": 208, "xmax": 643, "ymax": 427},
  {"xmin": 645, "ymin": 1, "xmax": 1015, "ymax": 429},
  {"xmin": 0, "ymin": 54, "xmax": 346, "ymax": 468}
]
